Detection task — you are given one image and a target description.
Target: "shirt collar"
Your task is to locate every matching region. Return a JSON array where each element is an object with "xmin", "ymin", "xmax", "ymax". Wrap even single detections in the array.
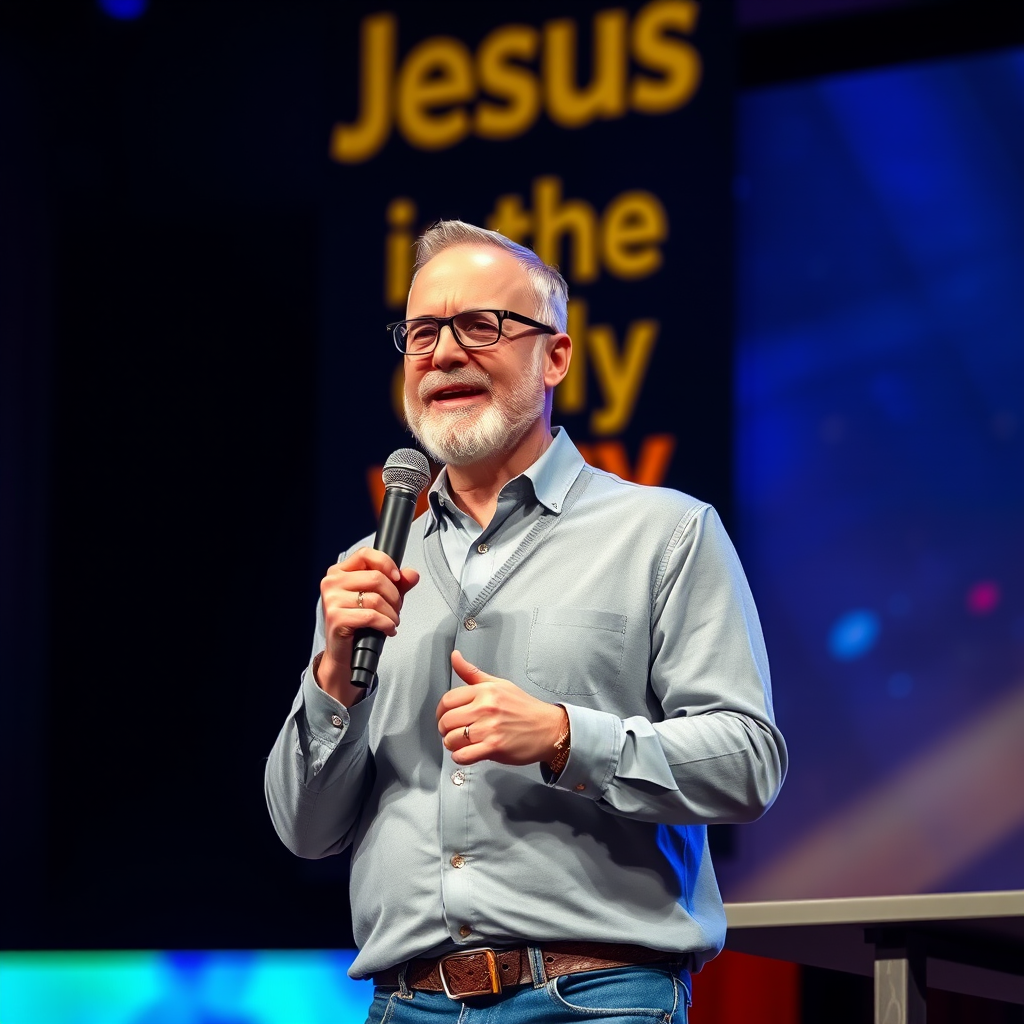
[
  {"xmin": 424, "ymin": 426, "xmax": 584, "ymax": 533},
  {"xmin": 525, "ymin": 426, "xmax": 584, "ymax": 513}
]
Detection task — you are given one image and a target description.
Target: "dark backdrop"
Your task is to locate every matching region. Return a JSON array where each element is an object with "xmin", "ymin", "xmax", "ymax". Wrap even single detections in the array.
[{"xmin": 2, "ymin": 2, "xmax": 327, "ymax": 949}]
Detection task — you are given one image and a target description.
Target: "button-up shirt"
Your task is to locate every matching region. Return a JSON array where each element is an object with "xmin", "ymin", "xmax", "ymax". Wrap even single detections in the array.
[
  {"xmin": 266, "ymin": 428, "xmax": 787, "ymax": 980},
  {"xmin": 427, "ymin": 429, "xmax": 577, "ymax": 689}
]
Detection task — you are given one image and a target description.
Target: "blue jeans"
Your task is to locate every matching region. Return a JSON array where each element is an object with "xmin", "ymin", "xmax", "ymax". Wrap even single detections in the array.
[{"xmin": 364, "ymin": 965, "xmax": 689, "ymax": 1023}]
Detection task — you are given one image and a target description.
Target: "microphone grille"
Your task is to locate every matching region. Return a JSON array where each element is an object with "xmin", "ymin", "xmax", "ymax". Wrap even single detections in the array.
[{"xmin": 382, "ymin": 448, "xmax": 431, "ymax": 494}]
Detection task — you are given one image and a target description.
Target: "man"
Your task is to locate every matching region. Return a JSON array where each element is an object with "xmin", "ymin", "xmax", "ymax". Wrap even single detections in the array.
[{"xmin": 266, "ymin": 221, "xmax": 786, "ymax": 1023}]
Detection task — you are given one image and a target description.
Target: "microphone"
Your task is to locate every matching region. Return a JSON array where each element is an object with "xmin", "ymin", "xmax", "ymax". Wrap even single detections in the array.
[{"xmin": 350, "ymin": 448, "xmax": 431, "ymax": 688}]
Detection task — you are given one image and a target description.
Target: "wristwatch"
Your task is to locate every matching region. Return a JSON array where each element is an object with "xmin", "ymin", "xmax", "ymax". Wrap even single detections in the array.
[{"xmin": 547, "ymin": 706, "xmax": 571, "ymax": 775}]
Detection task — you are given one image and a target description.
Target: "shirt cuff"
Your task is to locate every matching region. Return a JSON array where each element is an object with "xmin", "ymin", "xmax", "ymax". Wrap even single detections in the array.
[
  {"xmin": 545, "ymin": 703, "xmax": 623, "ymax": 799},
  {"xmin": 300, "ymin": 659, "xmax": 376, "ymax": 780}
]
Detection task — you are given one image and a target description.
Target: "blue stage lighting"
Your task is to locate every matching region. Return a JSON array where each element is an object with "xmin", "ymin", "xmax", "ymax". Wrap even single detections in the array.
[
  {"xmin": 828, "ymin": 609, "xmax": 880, "ymax": 661},
  {"xmin": 98, "ymin": 0, "xmax": 148, "ymax": 20}
]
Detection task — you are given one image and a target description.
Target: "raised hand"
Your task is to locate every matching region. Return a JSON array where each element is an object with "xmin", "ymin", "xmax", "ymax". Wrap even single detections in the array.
[{"xmin": 436, "ymin": 650, "xmax": 566, "ymax": 766}]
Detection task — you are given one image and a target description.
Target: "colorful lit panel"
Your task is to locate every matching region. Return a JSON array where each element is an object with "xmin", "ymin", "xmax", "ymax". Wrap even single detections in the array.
[
  {"xmin": 726, "ymin": 45, "xmax": 1024, "ymax": 901},
  {"xmin": 0, "ymin": 950, "xmax": 374, "ymax": 1024}
]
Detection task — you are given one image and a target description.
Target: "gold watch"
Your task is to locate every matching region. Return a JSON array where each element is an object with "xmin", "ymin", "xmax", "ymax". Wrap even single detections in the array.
[{"xmin": 547, "ymin": 707, "xmax": 571, "ymax": 774}]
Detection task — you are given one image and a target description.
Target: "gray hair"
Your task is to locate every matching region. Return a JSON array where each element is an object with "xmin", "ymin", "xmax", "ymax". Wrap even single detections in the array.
[{"xmin": 412, "ymin": 220, "xmax": 568, "ymax": 333}]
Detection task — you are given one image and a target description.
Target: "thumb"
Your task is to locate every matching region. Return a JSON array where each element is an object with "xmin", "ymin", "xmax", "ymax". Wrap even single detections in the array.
[
  {"xmin": 397, "ymin": 567, "xmax": 421, "ymax": 595},
  {"xmin": 451, "ymin": 649, "xmax": 489, "ymax": 685}
]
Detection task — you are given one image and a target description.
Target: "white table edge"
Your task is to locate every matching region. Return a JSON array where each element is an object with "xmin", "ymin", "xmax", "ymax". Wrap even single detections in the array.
[{"xmin": 725, "ymin": 890, "xmax": 1024, "ymax": 930}]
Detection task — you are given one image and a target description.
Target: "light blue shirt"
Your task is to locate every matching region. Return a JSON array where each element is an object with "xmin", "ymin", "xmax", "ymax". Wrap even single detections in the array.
[
  {"xmin": 266, "ymin": 429, "xmax": 787, "ymax": 980},
  {"xmin": 427, "ymin": 429, "xmax": 578, "ymax": 690}
]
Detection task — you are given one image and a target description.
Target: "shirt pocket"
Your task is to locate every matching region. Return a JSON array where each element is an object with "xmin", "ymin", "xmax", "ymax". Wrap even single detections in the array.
[{"xmin": 526, "ymin": 607, "xmax": 627, "ymax": 696}]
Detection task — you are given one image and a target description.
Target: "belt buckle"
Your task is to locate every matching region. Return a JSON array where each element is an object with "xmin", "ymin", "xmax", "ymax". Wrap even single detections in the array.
[{"xmin": 438, "ymin": 948, "xmax": 502, "ymax": 1000}]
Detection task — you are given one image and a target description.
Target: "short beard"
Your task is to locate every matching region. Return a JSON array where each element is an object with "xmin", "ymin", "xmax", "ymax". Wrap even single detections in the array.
[{"xmin": 405, "ymin": 350, "xmax": 547, "ymax": 467}]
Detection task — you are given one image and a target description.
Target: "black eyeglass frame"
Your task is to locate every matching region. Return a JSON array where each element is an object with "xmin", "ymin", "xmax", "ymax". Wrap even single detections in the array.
[{"xmin": 386, "ymin": 308, "xmax": 558, "ymax": 356}]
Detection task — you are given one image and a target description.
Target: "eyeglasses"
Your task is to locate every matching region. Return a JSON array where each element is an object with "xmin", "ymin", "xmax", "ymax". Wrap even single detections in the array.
[{"xmin": 387, "ymin": 308, "xmax": 557, "ymax": 356}]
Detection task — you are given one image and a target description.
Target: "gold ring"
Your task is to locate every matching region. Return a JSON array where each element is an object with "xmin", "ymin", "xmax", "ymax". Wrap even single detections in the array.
[
  {"xmin": 463, "ymin": 725, "xmax": 471, "ymax": 742},
  {"xmin": 357, "ymin": 592, "xmax": 364, "ymax": 609}
]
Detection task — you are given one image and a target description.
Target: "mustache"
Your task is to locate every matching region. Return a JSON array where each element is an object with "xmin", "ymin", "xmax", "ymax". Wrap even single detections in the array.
[{"xmin": 417, "ymin": 367, "xmax": 493, "ymax": 401}]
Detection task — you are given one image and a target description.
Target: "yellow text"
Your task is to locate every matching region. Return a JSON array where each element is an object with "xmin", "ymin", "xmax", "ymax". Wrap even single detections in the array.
[{"xmin": 331, "ymin": 1, "xmax": 702, "ymax": 164}]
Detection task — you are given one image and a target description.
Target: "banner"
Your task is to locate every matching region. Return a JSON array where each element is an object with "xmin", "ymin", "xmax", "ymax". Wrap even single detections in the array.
[{"xmin": 316, "ymin": 0, "xmax": 734, "ymax": 553}]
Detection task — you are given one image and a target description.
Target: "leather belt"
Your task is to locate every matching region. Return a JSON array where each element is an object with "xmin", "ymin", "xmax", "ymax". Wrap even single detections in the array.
[{"xmin": 374, "ymin": 941, "xmax": 680, "ymax": 1000}]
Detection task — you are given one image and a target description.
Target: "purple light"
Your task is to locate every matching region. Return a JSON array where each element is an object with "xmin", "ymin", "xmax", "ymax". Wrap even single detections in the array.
[{"xmin": 965, "ymin": 580, "xmax": 1001, "ymax": 616}]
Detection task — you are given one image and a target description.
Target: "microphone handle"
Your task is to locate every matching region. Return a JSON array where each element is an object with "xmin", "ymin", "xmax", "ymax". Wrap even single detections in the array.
[{"xmin": 350, "ymin": 484, "xmax": 419, "ymax": 688}]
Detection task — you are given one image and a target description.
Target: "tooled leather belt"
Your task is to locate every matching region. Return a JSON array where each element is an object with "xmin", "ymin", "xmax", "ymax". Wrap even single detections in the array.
[{"xmin": 373, "ymin": 940, "xmax": 680, "ymax": 1000}]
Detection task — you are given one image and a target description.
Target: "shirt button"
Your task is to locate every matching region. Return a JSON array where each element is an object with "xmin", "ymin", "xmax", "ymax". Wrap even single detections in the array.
[
  {"xmin": 459, "ymin": 925, "xmax": 472, "ymax": 938},
  {"xmin": 451, "ymin": 770, "xmax": 466, "ymax": 786},
  {"xmin": 464, "ymin": 616, "xmax": 477, "ymax": 630},
  {"xmin": 575, "ymin": 783, "xmax": 586, "ymax": 792},
  {"xmin": 476, "ymin": 542, "xmax": 488, "ymax": 554},
  {"xmin": 450, "ymin": 854, "xmax": 466, "ymax": 868},
  {"xmin": 331, "ymin": 714, "xmax": 343, "ymax": 728}
]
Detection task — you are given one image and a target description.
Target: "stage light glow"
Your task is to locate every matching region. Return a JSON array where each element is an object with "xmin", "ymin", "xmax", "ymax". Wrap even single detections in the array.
[
  {"xmin": 0, "ymin": 950, "xmax": 373, "ymax": 1024},
  {"xmin": 98, "ymin": 0, "xmax": 148, "ymax": 20},
  {"xmin": 965, "ymin": 580, "xmax": 1001, "ymax": 616},
  {"xmin": 828, "ymin": 609, "xmax": 880, "ymax": 660}
]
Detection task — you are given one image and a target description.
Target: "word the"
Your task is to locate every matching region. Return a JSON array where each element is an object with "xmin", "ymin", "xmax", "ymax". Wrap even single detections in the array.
[
  {"xmin": 333, "ymin": 1, "xmax": 702, "ymax": 164},
  {"xmin": 488, "ymin": 178, "xmax": 667, "ymax": 285},
  {"xmin": 383, "ymin": 182, "xmax": 667, "ymax": 306}
]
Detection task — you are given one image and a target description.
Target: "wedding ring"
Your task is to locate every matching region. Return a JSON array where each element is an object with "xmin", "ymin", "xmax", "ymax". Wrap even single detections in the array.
[
  {"xmin": 357, "ymin": 592, "xmax": 364, "ymax": 609},
  {"xmin": 463, "ymin": 725, "xmax": 471, "ymax": 742}
]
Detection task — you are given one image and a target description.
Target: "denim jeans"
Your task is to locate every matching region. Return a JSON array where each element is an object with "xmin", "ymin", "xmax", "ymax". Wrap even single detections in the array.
[{"xmin": 364, "ymin": 965, "xmax": 690, "ymax": 1023}]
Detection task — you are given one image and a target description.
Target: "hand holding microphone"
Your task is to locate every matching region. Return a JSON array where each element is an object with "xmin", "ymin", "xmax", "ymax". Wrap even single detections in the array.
[{"xmin": 317, "ymin": 449, "xmax": 431, "ymax": 704}]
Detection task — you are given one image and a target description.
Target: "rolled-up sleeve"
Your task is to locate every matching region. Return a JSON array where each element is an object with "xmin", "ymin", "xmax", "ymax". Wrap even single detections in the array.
[{"xmin": 549, "ymin": 505, "xmax": 787, "ymax": 824}]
